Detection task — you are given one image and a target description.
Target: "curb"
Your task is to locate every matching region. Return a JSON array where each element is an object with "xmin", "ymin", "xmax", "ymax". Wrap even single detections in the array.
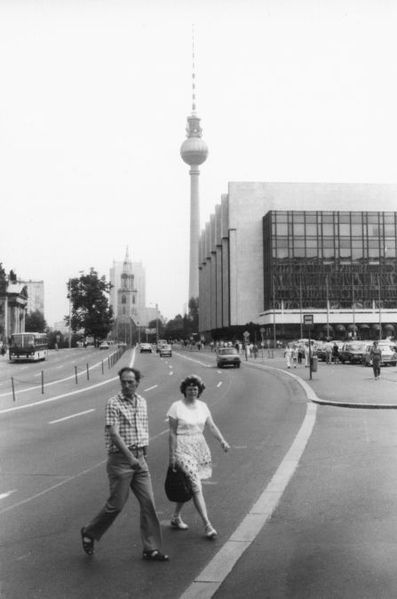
[{"xmin": 243, "ymin": 359, "xmax": 397, "ymax": 410}]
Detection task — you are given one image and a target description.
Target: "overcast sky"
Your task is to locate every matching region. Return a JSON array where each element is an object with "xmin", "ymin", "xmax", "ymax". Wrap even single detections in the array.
[{"xmin": 1, "ymin": 0, "xmax": 396, "ymax": 327}]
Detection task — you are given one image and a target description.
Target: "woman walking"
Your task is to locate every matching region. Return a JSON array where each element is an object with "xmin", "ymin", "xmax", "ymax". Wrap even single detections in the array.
[{"xmin": 167, "ymin": 375, "xmax": 230, "ymax": 539}]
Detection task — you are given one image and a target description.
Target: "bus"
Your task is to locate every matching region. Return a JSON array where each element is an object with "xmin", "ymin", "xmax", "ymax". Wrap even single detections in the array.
[{"xmin": 9, "ymin": 332, "xmax": 49, "ymax": 362}]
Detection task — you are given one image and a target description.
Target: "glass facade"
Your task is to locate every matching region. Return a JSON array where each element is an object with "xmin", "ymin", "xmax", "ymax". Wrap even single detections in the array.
[{"xmin": 263, "ymin": 211, "xmax": 397, "ymax": 311}]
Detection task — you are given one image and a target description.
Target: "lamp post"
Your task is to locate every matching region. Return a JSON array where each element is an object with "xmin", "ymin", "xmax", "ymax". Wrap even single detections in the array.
[{"xmin": 68, "ymin": 279, "xmax": 72, "ymax": 349}]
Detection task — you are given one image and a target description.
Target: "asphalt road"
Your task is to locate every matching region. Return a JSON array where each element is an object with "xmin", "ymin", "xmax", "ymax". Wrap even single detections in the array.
[
  {"xmin": 4, "ymin": 347, "xmax": 397, "ymax": 598},
  {"xmin": 0, "ymin": 347, "xmax": 307, "ymax": 599}
]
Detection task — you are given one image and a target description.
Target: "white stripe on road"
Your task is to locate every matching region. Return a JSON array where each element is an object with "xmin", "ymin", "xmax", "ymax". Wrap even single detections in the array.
[
  {"xmin": 216, "ymin": 382, "xmax": 222, "ymax": 388},
  {"xmin": 0, "ymin": 428, "xmax": 167, "ymax": 516},
  {"xmin": 0, "ymin": 349, "xmax": 137, "ymax": 415},
  {"xmin": 0, "ymin": 490, "xmax": 17, "ymax": 500},
  {"xmin": 49, "ymin": 409, "xmax": 95, "ymax": 424},
  {"xmin": 143, "ymin": 385, "xmax": 158, "ymax": 392},
  {"xmin": 179, "ymin": 401, "xmax": 317, "ymax": 599}
]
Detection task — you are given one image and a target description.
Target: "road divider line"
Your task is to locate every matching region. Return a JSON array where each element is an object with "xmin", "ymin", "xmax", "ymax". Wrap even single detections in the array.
[
  {"xmin": 49, "ymin": 409, "xmax": 95, "ymax": 424},
  {"xmin": 0, "ymin": 349, "xmax": 136, "ymax": 415},
  {"xmin": 0, "ymin": 426, "xmax": 167, "ymax": 516},
  {"xmin": 217, "ymin": 382, "xmax": 222, "ymax": 388},
  {"xmin": 0, "ymin": 490, "xmax": 17, "ymax": 500},
  {"xmin": 143, "ymin": 385, "xmax": 158, "ymax": 392},
  {"xmin": 179, "ymin": 402, "xmax": 317, "ymax": 599}
]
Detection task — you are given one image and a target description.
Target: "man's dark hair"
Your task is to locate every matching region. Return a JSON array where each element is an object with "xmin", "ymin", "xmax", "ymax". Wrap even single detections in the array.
[{"xmin": 118, "ymin": 366, "xmax": 142, "ymax": 383}]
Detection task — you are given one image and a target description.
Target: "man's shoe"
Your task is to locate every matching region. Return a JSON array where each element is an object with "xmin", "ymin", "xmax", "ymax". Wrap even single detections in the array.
[{"xmin": 170, "ymin": 516, "xmax": 189, "ymax": 530}]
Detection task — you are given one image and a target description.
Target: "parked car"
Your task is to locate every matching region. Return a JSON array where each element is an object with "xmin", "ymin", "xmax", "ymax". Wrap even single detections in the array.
[
  {"xmin": 99, "ymin": 341, "xmax": 109, "ymax": 350},
  {"xmin": 339, "ymin": 341, "xmax": 368, "ymax": 364},
  {"xmin": 140, "ymin": 343, "xmax": 153, "ymax": 353},
  {"xmin": 159, "ymin": 344, "xmax": 172, "ymax": 357},
  {"xmin": 364, "ymin": 342, "xmax": 397, "ymax": 367},
  {"xmin": 216, "ymin": 347, "xmax": 241, "ymax": 368}
]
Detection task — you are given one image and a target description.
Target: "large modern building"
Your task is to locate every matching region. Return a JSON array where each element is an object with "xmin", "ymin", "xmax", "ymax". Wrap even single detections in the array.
[{"xmin": 198, "ymin": 182, "xmax": 397, "ymax": 341}]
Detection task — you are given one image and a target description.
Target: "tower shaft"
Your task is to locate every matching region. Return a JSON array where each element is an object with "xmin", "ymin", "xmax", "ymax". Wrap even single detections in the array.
[{"xmin": 189, "ymin": 166, "xmax": 200, "ymax": 299}]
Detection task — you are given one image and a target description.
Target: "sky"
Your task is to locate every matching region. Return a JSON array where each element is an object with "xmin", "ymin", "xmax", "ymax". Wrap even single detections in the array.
[{"xmin": 1, "ymin": 0, "xmax": 396, "ymax": 327}]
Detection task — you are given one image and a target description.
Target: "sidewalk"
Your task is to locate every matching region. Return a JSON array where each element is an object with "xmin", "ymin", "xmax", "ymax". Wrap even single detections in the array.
[{"xmin": 243, "ymin": 349, "xmax": 397, "ymax": 408}]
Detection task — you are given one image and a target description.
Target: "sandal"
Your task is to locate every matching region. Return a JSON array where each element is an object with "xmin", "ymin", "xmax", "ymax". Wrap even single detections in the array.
[
  {"xmin": 170, "ymin": 516, "xmax": 189, "ymax": 530},
  {"xmin": 205, "ymin": 524, "xmax": 217, "ymax": 540},
  {"xmin": 80, "ymin": 527, "xmax": 95, "ymax": 556},
  {"xmin": 142, "ymin": 549, "xmax": 169, "ymax": 562}
]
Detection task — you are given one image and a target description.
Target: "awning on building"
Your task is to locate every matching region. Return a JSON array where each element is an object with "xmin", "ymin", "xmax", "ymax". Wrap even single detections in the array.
[
  {"xmin": 384, "ymin": 323, "xmax": 395, "ymax": 332},
  {"xmin": 336, "ymin": 324, "xmax": 346, "ymax": 332},
  {"xmin": 347, "ymin": 324, "xmax": 358, "ymax": 331}
]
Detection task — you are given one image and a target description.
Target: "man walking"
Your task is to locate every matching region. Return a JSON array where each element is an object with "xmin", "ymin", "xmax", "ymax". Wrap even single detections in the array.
[{"xmin": 80, "ymin": 366, "xmax": 169, "ymax": 561}]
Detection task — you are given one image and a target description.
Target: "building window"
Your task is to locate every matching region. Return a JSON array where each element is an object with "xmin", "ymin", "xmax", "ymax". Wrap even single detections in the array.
[{"xmin": 122, "ymin": 295, "xmax": 126, "ymax": 304}]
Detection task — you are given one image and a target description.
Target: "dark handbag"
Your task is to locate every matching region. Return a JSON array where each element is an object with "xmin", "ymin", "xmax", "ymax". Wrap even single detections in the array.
[{"xmin": 164, "ymin": 466, "xmax": 193, "ymax": 503}]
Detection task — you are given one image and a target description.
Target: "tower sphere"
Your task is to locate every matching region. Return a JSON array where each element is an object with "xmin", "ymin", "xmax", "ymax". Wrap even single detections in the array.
[{"xmin": 180, "ymin": 137, "xmax": 209, "ymax": 166}]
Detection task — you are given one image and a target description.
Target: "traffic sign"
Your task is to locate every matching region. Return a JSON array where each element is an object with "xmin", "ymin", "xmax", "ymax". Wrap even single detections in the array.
[{"xmin": 303, "ymin": 314, "xmax": 314, "ymax": 325}]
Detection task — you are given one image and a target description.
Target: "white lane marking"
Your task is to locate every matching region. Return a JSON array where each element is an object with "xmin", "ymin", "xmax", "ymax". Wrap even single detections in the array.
[
  {"xmin": 216, "ymin": 382, "xmax": 222, "ymax": 388},
  {"xmin": 0, "ymin": 427, "xmax": 167, "ymax": 516},
  {"xmin": 169, "ymin": 371, "xmax": 174, "ymax": 376},
  {"xmin": 49, "ymin": 409, "xmax": 95, "ymax": 424},
  {"xmin": 144, "ymin": 385, "xmax": 158, "ymax": 392},
  {"xmin": 0, "ymin": 490, "xmax": 17, "ymax": 500},
  {"xmin": 179, "ymin": 402, "xmax": 317, "ymax": 599},
  {"xmin": 175, "ymin": 352, "xmax": 211, "ymax": 368},
  {"xmin": 0, "ymin": 349, "xmax": 136, "ymax": 415},
  {"xmin": 0, "ymin": 348, "xmax": 125, "ymax": 398}
]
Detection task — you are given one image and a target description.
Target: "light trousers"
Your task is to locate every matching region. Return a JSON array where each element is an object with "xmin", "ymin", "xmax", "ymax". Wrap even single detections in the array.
[{"xmin": 85, "ymin": 452, "xmax": 162, "ymax": 552}]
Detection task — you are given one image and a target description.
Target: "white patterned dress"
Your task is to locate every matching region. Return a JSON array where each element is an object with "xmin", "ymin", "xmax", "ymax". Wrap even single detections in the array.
[{"xmin": 167, "ymin": 399, "xmax": 212, "ymax": 492}]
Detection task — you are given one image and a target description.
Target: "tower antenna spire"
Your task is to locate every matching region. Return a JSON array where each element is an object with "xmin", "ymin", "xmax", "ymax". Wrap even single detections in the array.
[{"xmin": 192, "ymin": 24, "xmax": 197, "ymax": 115}]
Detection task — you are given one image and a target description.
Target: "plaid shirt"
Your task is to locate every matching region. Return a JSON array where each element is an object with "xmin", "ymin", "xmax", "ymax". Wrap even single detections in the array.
[{"xmin": 104, "ymin": 392, "xmax": 149, "ymax": 454}]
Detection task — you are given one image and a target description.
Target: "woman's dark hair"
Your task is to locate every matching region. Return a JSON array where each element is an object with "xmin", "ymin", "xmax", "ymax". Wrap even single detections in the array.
[
  {"xmin": 180, "ymin": 375, "xmax": 205, "ymax": 397},
  {"xmin": 118, "ymin": 366, "xmax": 142, "ymax": 383}
]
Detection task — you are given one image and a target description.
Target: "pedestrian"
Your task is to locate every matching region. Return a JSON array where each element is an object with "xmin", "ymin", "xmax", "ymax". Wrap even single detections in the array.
[
  {"xmin": 369, "ymin": 340, "xmax": 382, "ymax": 380},
  {"xmin": 325, "ymin": 343, "xmax": 332, "ymax": 364},
  {"xmin": 332, "ymin": 342, "xmax": 339, "ymax": 364},
  {"xmin": 291, "ymin": 345, "xmax": 298, "ymax": 368},
  {"xmin": 80, "ymin": 366, "xmax": 169, "ymax": 561},
  {"xmin": 284, "ymin": 344, "xmax": 292, "ymax": 369},
  {"xmin": 167, "ymin": 374, "xmax": 230, "ymax": 539}
]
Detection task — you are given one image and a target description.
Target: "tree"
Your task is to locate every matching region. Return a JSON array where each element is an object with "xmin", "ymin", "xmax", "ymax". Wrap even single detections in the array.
[
  {"xmin": 25, "ymin": 310, "xmax": 47, "ymax": 332},
  {"xmin": 66, "ymin": 268, "xmax": 114, "ymax": 343}
]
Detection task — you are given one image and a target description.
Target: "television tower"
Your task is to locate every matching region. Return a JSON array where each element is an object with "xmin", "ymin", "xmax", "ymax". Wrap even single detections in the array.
[{"xmin": 180, "ymin": 31, "xmax": 208, "ymax": 301}]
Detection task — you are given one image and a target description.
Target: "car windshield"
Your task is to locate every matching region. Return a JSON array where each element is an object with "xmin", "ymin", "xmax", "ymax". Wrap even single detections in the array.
[
  {"xmin": 218, "ymin": 348, "xmax": 238, "ymax": 355},
  {"xmin": 346, "ymin": 343, "xmax": 366, "ymax": 350}
]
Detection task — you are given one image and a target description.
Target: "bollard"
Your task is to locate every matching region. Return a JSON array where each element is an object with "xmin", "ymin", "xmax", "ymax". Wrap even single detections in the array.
[
  {"xmin": 41, "ymin": 370, "xmax": 44, "ymax": 394},
  {"xmin": 11, "ymin": 377, "xmax": 15, "ymax": 402},
  {"xmin": 75, "ymin": 365, "xmax": 78, "ymax": 384},
  {"xmin": 86, "ymin": 363, "xmax": 89, "ymax": 380},
  {"xmin": 101, "ymin": 360, "xmax": 104, "ymax": 374}
]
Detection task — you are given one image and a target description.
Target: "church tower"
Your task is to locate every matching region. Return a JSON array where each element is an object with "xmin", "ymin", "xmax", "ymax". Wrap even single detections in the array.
[
  {"xmin": 117, "ymin": 247, "xmax": 137, "ymax": 319},
  {"xmin": 180, "ymin": 30, "xmax": 208, "ymax": 301}
]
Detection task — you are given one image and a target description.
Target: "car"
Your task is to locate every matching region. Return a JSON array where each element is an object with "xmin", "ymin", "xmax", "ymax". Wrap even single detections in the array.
[
  {"xmin": 216, "ymin": 347, "xmax": 241, "ymax": 368},
  {"xmin": 156, "ymin": 339, "xmax": 168, "ymax": 353},
  {"xmin": 364, "ymin": 342, "xmax": 397, "ymax": 367},
  {"xmin": 339, "ymin": 341, "xmax": 368, "ymax": 364},
  {"xmin": 159, "ymin": 344, "xmax": 172, "ymax": 357},
  {"xmin": 140, "ymin": 343, "xmax": 153, "ymax": 353},
  {"xmin": 99, "ymin": 341, "xmax": 109, "ymax": 350}
]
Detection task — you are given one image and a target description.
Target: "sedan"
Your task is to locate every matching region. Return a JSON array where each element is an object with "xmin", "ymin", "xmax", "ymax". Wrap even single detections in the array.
[
  {"xmin": 216, "ymin": 347, "xmax": 241, "ymax": 368},
  {"xmin": 364, "ymin": 342, "xmax": 397, "ymax": 367},
  {"xmin": 159, "ymin": 344, "xmax": 172, "ymax": 357},
  {"xmin": 99, "ymin": 341, "xmax": 109, "ymax": 350},
  {"xmin": 339, "ymin": 342, "xmax": 368, "ymax": 364},
  {"xmin": 140, "ymin": 343, "xmax": 153, "ymax": 353}
]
